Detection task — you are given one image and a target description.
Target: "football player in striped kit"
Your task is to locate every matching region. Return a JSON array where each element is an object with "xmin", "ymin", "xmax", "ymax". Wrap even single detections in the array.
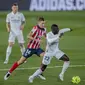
[{"xmin": 4, "ymin": 17, "xmax": 46, "ymax": 80}]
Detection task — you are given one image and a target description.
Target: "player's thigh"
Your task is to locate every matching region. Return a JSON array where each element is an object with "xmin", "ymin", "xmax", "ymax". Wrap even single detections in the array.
[
  {"xmin": 42, "ymin": 53, "xmax": 53, "ymax": 65},
  {"xmin": 59, "ymin": 54, "xmax": 70, "ymax": 61},
  {"xmin": 36, "ymin": 48, "xmax": 44, "ymax": 57},
  {"xmin": 23, "ymin": 48, "xmax": 34, "ymax": 58},
  {"xmin": 55, "ymin": 50, "xmax": 65, "ymax": 60},
  {"xmin": 8, "ymin": 32, "xmax": 16, "ymax": 44},
  {"xmin": 17, "ymin": 33, "xmax": 25, "ymax": 44}
]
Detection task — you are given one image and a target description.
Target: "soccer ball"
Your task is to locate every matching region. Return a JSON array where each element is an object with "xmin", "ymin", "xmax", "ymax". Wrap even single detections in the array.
[{"xmin": 72, "ymin": 76, "xmax": 81, "ymax": 84}]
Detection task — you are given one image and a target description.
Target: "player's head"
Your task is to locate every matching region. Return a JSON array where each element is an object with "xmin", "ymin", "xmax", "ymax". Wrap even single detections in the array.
[
  {"xmin": 51, "ymin": 24, "xmax": 59, "ymax": 35},
  {"xmin": 12, "ymin": 3, "xmax": 18, "ymax": 13},
  {"xmin": 38, "ymin": 17, "xmax": 45, "ymax": 28}
]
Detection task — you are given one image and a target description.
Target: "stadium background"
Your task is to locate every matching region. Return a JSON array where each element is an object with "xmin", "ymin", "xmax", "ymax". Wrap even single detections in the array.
[{"xmin": 0, "ymin": 0, "xmax": 85, "ymax": 85}]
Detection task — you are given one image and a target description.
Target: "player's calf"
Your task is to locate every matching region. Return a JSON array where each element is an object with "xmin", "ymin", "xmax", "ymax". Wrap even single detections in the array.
[
  {"xmin": 40, "ymin": 64, "xmax": 47, "ymax": 71},
  {"xmin": 59, "ymin": 54, "xmax": 70, "ymax": 81}
]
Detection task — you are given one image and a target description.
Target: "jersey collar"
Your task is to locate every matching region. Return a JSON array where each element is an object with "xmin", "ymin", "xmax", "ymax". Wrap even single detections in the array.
[
  {"xmin": 12, "ymin": 11, "xmax": 18, "ymax": 15},
  {"xmin": 37, "ymin": 25, "xmax": 45, "ymax": 31}
]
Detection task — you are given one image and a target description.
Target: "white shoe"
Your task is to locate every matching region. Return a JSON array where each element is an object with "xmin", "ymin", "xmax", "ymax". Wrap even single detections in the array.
[
  {"xmin": 4, "ymin": 72, "xmax": 11, "ymax": 80},
  {"xmin": 4, "ymin": 60, "xmax": 8, "ymax": 64},
  {"xmin": 28, "ymin": 76, "xmax": 34, "ymax": 83},
  {"xmin": 59, "ymin": 73, "xmax": 64, "ymax": 81},
  {"xmin": 38, "ymin": 74, "xmax": 46, "ymax": 80}
]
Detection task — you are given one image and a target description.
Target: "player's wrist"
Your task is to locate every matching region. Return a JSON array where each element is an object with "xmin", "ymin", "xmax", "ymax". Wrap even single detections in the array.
[{"xmin": 70, "ymin": 28, "xmax": 72, "ymax": 31}]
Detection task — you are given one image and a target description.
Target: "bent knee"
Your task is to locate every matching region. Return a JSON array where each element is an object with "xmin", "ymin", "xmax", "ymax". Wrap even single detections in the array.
[
  {"xmin": 19, "ymin": 43, "xmax": 24, "ymax": 47},
  {"xmin": 40, "ymin": 64, "xmax": 47, "ymax": 71},
  {"xmin": 9, "ymin": 42, "xmax": 14, "ymax": 47},
  {"xmin": 17, "ymin": 56, "xmax": 26, "ymax": 65},
  {"xmin": 60, "ymin": 54, "xmax": 70, "ymax": 61}
]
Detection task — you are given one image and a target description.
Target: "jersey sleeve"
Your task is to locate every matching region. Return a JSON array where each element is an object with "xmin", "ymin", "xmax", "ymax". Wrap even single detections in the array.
[
  {"xmin": 47, "ymin": 33, "xmax": 59, "ymax": 44},
  {"xmin": 21, "ymin": 13, "xmax": 25, "ymax": 22},
  {"xmin": 6, "ymin": 14, "xmax": 10, "ymax": 23},
  {"xmin": 31, "ymin": 26, "xmax": 37, "ymax": 34},
  {"xmin": 59, "ymin": 28, "xmax": 71, "ymax": 34}
]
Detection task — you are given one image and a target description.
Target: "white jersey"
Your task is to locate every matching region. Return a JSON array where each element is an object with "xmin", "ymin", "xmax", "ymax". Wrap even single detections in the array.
[
  {"xmin": 46, "ymin": 28, "xmax": 71, "ymax": 54},
  {"xmin": 42, "ymin": 28, "xmax": 71, "ymax": 65},
  {"xmin": 6, "ymin": 12, "xmax": 25, "ymax": 36}
]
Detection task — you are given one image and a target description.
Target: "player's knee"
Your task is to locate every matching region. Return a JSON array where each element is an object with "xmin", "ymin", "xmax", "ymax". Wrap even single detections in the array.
[
  {"xmin": 41, "ymin": 64, "xmax": 47, "ymax": 71},
  {"xmin": 19, "ymin": 43, "xmax": 24, "ymax": 48},
  {"xmin": 40, "ymin": 52, "xmax": 45, "ymax": 57},
  {"xmin": 60, "ymin": 54, "xmax": 70, "ymax": 61},
  {"xmin": 9, "ymin": 42, "xmax": 14, "ymax": 47},
  {"xmin": 17, "ymin": 59, "xmax": 24, "ymax": 65}
]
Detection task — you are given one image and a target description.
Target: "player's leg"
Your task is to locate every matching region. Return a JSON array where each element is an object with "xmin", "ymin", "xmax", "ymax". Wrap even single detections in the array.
[
  {"xmin": 29, "ymin": 64, "xmax": 47, "ymax": 83},
  {"xmin": 4, "ymin": 56, "xmax": 27, "ymax": 80},
  {"xmin": 17, "ymin": 33, "xmax": 25, "ymax": 55},
  {"xmin": 59, "ymin": 54, "xmax": 70, "ymax": 81},
  {"xmin": 55, "ymin": 51, "xmax": 70, "ymax": 81},
  {"xmin": 4, "ymin": 48, "xmax": 33, "ymax": 80},
  {"xmin": 29, "ymin": 53, "xmax": 52, "ymax": 83},
  {"xmin": 35, "ymin": 48, "xmax": 46, "ymax": 80},
  {"xmin": 4, "ymin": 33, "xmax": 15, "ymax": 64},
  {"xmin": 19, "ymin": 43, "xmax": 25, "ymax": 55}
]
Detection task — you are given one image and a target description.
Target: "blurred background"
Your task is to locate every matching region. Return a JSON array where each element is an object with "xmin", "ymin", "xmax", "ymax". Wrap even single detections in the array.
[{"xmin": 0, "ymin": 0, "xmax": 85, "ymax": 85}]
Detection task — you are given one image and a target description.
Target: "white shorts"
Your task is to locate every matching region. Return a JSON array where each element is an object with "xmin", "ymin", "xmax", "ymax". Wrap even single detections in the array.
[
  {"xmin": 8, "ymin": 32, "xmax": 25, "ymax": 44},
  {"xmin": 42, "ymin": 50, "xmax": 65, "ymax": 65}
]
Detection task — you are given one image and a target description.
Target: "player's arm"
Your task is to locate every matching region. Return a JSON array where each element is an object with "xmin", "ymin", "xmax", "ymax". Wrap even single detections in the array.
[
  {"xmin": 20, "ymin": 13, "xmax": 26, "ymax": 30},
  {"xmin": 6, "ymin": 14, "xmax": 10, "ymax": 32},
  {"xmin": 27, "ymin": 27, "xmax": 39, "ymax": 42},
  {"xmin": 27, "ymin": 31, "xmax": 35, "ymax": 40},
  {"xmin": 6, "ymin": 22, "xmax": 10, "ymax": 32},
  {"xmin": 20, "ymin": 21, "xmax": 25, "ymax": 30},
  {"xmin": 59, "ymin": 28, "xmax": 72, "ymax": 37},
  {"xmin": 47, "ymin": 33, "xmax": 59, "ymax": 44}
]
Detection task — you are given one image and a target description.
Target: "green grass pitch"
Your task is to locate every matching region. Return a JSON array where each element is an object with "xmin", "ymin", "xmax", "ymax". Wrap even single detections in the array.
[{"xmin": 0, "ymin": 11, "xmax": 85, "ymax": 85}]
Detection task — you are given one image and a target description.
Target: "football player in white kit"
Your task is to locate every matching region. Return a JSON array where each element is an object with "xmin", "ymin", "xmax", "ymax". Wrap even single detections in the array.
[
  {"xmin": 4, "ymin": 3, "xmax": 25, "ymax": 64},
  {"xmin": 28, "ymin": 24, "xmax": 72, "ymax": 83}
]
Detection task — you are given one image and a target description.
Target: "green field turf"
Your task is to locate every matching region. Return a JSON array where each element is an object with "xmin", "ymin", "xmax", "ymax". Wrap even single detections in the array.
[{"xmin": 0, "ymin": 11, "xmax": 85, "ymax": 85}]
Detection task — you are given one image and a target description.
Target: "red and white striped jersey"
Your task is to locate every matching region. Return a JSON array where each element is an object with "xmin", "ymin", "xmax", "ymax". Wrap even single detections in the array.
[{"xmin": 27, "ymin": 25, "xmax": 46, "ymax": 49}]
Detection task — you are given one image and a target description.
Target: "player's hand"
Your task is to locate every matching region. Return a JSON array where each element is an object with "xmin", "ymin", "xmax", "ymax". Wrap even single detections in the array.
[
  {"xmin": 7, "ymin": 28, "xmax": 10, "ymax": 32},
  {"xmin": 70, "ymin": 28, "xmax": 73, "ymax": 31},
  {"xmin": 20, "ymin": 25, "xmax": 24, "ymax": 30}
]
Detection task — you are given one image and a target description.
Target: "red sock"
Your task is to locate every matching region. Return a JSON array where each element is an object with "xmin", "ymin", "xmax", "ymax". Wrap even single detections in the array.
[{"xmin": 9, "ymin": 62, "xmax": 19, "ymax": 73}]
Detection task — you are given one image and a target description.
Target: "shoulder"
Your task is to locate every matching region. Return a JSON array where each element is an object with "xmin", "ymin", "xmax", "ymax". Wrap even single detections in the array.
[
  {"xmin": 31, "ymin": 26, "xmax": 38, "ymax": 32},
  {"xmin": 32, "ymin": 25, "xmax": 38, "ymax": 29},
  {"xmin": 7, "ymin": 12, "xmax": 12, "ymax": 17},
  {"xmin": 47, "ymin": 32, "xmax": 52, "ymax": 36},
  {"xmin": 18, "ymin": 12, "xmax": 24, "ymax": 16}
]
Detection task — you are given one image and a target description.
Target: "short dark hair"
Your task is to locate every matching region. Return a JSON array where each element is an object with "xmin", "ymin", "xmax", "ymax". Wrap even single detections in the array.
[
  {"xmin": 38, "ymin": 17, "xmax": 44, "ymax": 21},
  {"xmin": 12, "ymin": 3, "xmax": 18, "ymax": 6}
]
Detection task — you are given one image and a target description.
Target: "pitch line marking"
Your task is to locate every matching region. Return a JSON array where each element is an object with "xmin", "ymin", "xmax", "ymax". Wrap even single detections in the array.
[{"xmin": 0, "ymin": 64, "xmax": 85, "ymax": 71}]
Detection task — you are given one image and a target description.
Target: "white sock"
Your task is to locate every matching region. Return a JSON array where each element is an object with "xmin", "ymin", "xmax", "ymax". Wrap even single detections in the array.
[
  {"xmin": 5, "ymin": 46, "xmax": 12, "ymax": 61},
  {"xmin": 20, "ymin": 46, "xmax": 25, "ymax": 55},
  {"xmin": 60, "ymin": 61, "xmax": 70, "ymax": 75},
  {"xmin": 32, "ymin": 68, "xmax": 43, "ymax": 78}
]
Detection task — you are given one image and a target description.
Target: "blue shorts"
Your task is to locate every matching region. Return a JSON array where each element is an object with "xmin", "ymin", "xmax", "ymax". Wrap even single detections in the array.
[{"xmin": 23, "ymin": 48, "xmax": 44, "ymax": 58}]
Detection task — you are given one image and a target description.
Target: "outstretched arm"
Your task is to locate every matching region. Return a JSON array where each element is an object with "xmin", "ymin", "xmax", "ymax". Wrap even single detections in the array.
[{"xmin": 59, "ymin": 28, "xmax": 72, "ymax": 37}]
